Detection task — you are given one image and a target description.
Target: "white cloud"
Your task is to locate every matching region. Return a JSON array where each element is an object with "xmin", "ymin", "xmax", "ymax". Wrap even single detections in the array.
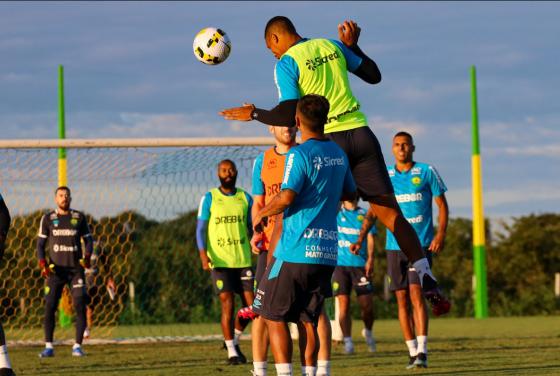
[
  {"xmin": 447, "ymin": 185, "xmax": 560, "ymax": 210},
  {"xmin": 368, "ymin": 115, "xmax": 427, "ymax": 136}
]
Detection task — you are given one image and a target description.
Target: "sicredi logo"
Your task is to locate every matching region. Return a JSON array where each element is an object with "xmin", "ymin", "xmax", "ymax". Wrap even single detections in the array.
[{"xmin": 305, "ymin": 50, "xmax": 340, "ymax": 71}]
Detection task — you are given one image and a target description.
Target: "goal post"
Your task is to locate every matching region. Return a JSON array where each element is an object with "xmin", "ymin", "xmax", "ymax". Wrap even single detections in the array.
[{"xmin": 0, "ymin": 138, "xmax": 272, "ymax": 344}]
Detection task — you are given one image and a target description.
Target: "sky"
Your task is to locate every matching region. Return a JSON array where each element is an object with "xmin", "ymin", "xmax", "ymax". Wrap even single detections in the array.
[{"xmin": 1, "ymin": 1, "xmax": 559, "ymax": 220}]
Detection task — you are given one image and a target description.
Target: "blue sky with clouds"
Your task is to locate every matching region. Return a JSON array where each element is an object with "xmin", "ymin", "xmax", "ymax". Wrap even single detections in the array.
[{"xmin": 1, "ymin": 1, "xmax": 559, "ymax": 218}]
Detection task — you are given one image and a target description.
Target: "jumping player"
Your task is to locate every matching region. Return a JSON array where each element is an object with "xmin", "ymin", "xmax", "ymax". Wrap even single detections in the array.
[
  {"xmin": 219, "ymin": 16, "xmax": 450, "ymax": 315},
  {"xmin": 37, "ymin": 186, "xmax": 93, "ymax": 358}
]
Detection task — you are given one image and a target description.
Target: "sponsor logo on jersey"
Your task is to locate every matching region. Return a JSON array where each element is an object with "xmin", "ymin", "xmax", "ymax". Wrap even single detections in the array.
[
  {"xmin": 266, "ymin": 158, "xmax": 278, "ymax": 169},
  {"xmin": 411, "ymin": 176, "xmax": 422, "ymax": 186},
  {"xmin": 70, "ymin": 218, "xmax": 79, "ymax": 227},
  {"xmin": 338, "ymin": 239, "xmax": 353, "ymax": 248},
  {"xmin": 407, "ymin": 214, "xmax": 424, "ymax": 224},
  {"xmin": 282, "ymin": 153, "xmax": 295, "ymax": 184},
  {"xmin": 395, "ymin": 193, "xmax": 423, "ymax": 203},
  {"xmin": 337, "ymin": 226, "xmax": 360, "ymax": 235},
  {"xmin": 303, "ymin": 227, "xmax": 338, "ymax": 241},
  {"xmin": 313, "ymin": 156, "xmax": 345, "ymax": 171},
  {"xmin": 52, "ymin": 229, "xmax": 78, "ymax": 236},
  {"xmin": 53, "ymin": 219, "xmax": 59, "ymax": 227},
  {"xmin": 53, "ymin": 244, "xmax": 79, "ymax": 253},
  {"xmin": 304, "ymin": 247, "xmax": 337, "ymax": 260},
  {"xmin": 388, "ymin": 169, "xmax": 396, "ymax": 177},
  {"xmin": 305, "ymin": 50, "xmax": 340, "ymax": 71},
  {"xmin": 326, "ymin": 103, "xmax": 360, "ymax": 124},
  {"xmin": 215, "ymin": 215, "xmax": 245, "ymax": 225},
  {"xmin": 411, "ymin": 167, "xmax": 422, "ymax": 175}
]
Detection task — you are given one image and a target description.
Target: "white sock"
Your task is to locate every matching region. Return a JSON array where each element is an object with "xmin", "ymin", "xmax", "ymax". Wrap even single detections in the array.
[
  {"xmin": 253, "ymin": 361, "xmax": 267, "ymax": 376},
  {"xmin": 0, "ymin": 345, "xmax": 12, "ymax": 369},
  {"xmin": 45, "ymin": 342, "xmax": 54, "ymax": 349},
  {"xmin": 417, "ymin": 335, "xmax": 428, "ymax": 354},
  {"xmin": 317, "ymin": 360, "xmax": 330, "ymax": 375},
  {"xmin": 72, "ymin": 343, "xmax": 81, "ymax": 350},
  {"xmin": 275, "ymin": 363, "xmax": 293, "ymax": 376},
  {"xmin": 234, "ymin": 328, "xmax": 243, "ymax": 345},
  {"xmin": 224, "ymin": 339, "xmax": 238, "ymax": 358},
  {"xmin": 406, "ymin": 339, "xmax": 418, "ymax": 357},
  {"xmin": 301, "ymin": 366, "xmax": 316, "ymax": 376},
  {"xmin": 412, "ymin": 258, "xmax": 436, "ymax": 287},
  {"xmin": 343, "ymin": 336, "xmax": 354, "ymax": 353}
]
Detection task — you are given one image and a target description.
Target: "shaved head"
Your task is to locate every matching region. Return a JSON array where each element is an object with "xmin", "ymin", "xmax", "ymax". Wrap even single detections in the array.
[{"xmin": 264, "ymin": 16, "xmax": 298, "ymax": 39}]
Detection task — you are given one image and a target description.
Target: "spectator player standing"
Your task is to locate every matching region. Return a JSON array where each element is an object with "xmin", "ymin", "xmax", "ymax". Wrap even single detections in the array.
[
  {"xmin": 355, "ymin": 131, "xmax": 449, "ymax": 368},
  {"xmin": 219, "ymin": 16, "xmax": 450, "ymax": 315},
  {"xmin": 196, "ymin": 159, "xmax": 254, "ymax": 365},
  {"xmin": 252, "ymin": 95, "xmax": 357, "ymax": 376},
  {"xmin": 0, "ymin": 194, "xmax": 15, "ymax": 376},
  {"xmin": 333, "ymin": 199, "xmax": 376, "ymax": 355},
  {"xmin": 37, "ymin": 186, "xmax": 93, "ymax": 358},
  {"xmin": 248, "ymin": 125, "xmax": 297, "ymax": 375}
]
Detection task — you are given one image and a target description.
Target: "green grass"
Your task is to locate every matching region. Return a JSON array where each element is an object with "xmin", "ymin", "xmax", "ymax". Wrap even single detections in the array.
[{"xmin": 8, "ymin": 316, "xmax": 560, "ymax": 375}]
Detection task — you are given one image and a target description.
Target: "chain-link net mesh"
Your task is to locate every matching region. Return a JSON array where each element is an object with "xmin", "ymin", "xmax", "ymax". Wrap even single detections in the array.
[{"xmin": 0, "ymin": 145, "xmax": 265, "ymax": 344}]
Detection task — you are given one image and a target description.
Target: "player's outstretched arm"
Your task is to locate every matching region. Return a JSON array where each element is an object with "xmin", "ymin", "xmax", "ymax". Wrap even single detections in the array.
[
  {"xmin": 338, "ymin": 20, "xmax": 382, "ymax": 84},
  {"xmin": 219, "ymin": 100, "xmax": 297, "ymax": 127}
]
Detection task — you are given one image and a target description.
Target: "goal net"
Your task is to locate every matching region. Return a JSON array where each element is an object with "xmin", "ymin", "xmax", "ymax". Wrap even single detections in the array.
[{"xmin": 0, "ymin": 138, "xmax": 271, "ymax": 345}]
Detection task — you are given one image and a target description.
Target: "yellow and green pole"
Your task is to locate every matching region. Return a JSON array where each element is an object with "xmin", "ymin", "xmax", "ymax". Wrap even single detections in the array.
[
  {"xmin": 471, "ymin": 66, "xmax": 488, "ymax": 318},
  {"xmin": 57, "ymin": 65, "xmax": 73, "ymax": 327},
  {"xmin": 58, "ymin": 65, "xmax": 67, "ymax": 187}
]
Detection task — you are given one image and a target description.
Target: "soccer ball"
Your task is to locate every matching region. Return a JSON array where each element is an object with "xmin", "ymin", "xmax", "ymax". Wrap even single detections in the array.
[{"xmin": 193, "ymin": 27, "xmax": 231, "ymax": 65}]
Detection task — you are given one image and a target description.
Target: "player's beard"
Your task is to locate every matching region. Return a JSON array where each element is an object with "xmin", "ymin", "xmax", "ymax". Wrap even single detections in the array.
[
  {"xmin": 58, "ymin": 202, "xmax": 70, "ymax": 211},
  {"xmin": 219, "ymin": 175, "xmax": 237, "ymax": 190}
]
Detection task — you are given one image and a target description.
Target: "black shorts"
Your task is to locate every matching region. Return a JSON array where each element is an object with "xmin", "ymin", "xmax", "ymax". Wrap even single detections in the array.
[
  {"xmin": 327, "ymin": 126, "xmax": 394, "ymax": 200},
  {"xmin": 254, "ymin": 250, "xmax": 269, "ymax": 288},
  {"xmin": 332, "ymin": 266, "xmax": 373, "ymax": 296},
  {"xmin": 211, "ymin": 267, "xmax": 254, "ymax": 295},
  {"xmin": 386, "ymin": 249, "xmax": 432, "ymax": 291},
  {"xmin": 253, "ymin": 258, "xmax": 334, "ymax": 324}
]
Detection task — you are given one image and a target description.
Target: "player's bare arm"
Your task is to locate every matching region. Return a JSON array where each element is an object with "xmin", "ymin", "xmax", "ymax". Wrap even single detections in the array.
[
  {"xmin": 350, "ymin": 207, "xmax": 376, "ymax": 255},
  {"xmin": 250, "ymin": 194, "xmax": 266, "ymax": 254},
  {"xmin": 365, "ymin": 233, "xmax": 375, "ymax": 276},
  {"xmin": 219, "ymin": 103, "xmax": 255, "ymax": 121},
  {"xmin": 253, "ymin": 189, "xmax": 296, "ymax": 232},
  {"xmin": 429, "ymin": 193, "xmax": 449, "ymax": 253}
]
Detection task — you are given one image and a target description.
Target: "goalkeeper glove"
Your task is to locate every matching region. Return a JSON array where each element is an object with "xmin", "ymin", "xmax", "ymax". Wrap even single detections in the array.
[
  {"xmin": 39, "ymin": 259, "xmax": 54, "ymax": 278},
  {"xmin": 79, "ymin": 253, "xmax": 91, "ymax": 269}
]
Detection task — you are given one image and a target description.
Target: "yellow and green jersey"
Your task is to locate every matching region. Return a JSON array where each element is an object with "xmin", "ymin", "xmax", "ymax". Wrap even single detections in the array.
[
  {"xmin": 274, "ymin": 38, "xmax": 367, "ymax": 134},
  {"xmin": 197, "ymin": 188, "xmax": 252, "ymax": 268}
]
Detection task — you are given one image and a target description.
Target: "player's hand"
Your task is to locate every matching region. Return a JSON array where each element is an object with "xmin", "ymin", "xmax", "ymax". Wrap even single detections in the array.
[
  {"xmin": 349, "ymin": 242, "xmax": 362, "ymax": 255},
  {"xmin": 199, "ymin": 251, "xmax": 212, "ymax": 271},
  {"xmin": 338, "ymin": 20, "xmax": 361, "ymax": 47},
  {"xmin": 39, "ymin": 259, "xmax": 52, "ymax": 278},
  {"xmin": 428, "ymin": 233, "xmax": 445, "ymax": 253},
  {"xmin": 365, "ymin": 259, "xmax": 374, "ymax": 277},
  {"xmin": 80, "ymin": 254, "xmax": 91, "ymax": 269},
  {"xmin": 253, "ymin": 215, "xmax": 268, "ymax": 234},
  {"xmin": 250, "ymin": 232, "xmax": 264, "ymax": 254},
  {"xmin": 219, "ymin": 103, "xmax": 255, "ymax": 121}
]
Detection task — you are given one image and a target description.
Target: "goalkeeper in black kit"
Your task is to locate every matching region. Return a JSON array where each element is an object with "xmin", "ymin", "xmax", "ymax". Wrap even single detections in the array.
[
  {"xmin": 0, "ymin": 194, "xmax": 15, "ymax": 376},
  {"xmin": 37, "ymin": 186, "xmax": 93, "ymax": 358}
]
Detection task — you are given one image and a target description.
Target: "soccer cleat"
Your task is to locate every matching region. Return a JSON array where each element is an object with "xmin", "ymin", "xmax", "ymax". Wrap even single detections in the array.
[
  {"xmin": 237, "ymin": 306, "xmax": 259, "ymax": 321},
  {"xmin": 406, "ymin": 355, "xmax": 417, "ymax": 370},
  {"xmin": 361, "ymin": 328, "xmax": 376, "ymax": 352},
  {"xmin": 227, "ymin": 356, "xmax": 241, "ymax": 365},
  {"xmin": 39, "ymin": 348, "xmax": 54, "ymax": 358},
  {"xmin": 234, "ymin": 344, "xmax": 247, "ymax": 364},
  {"xmin": 424, "ymin": 287, "xmax": 451, "ymax": 316},
  {"xmin": 414, "ymin": 352, "xmax": 428, "ymax": 368},
  {"xmin": 0, "ymin": 368, "xmax": 16, "ymax": 376},
  {"xmin": 72, "ymin": 347, "xmax": 86, "ymax": 357},
  {"xmin": 343, "ymin": 340, "xmax": 355, "ymax": 355}
]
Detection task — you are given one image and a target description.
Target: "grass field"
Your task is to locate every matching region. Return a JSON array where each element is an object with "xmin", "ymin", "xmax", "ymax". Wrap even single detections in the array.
[{"xmin": 8, "ymin": 316, "xmax": 560, "ymax": 375}]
